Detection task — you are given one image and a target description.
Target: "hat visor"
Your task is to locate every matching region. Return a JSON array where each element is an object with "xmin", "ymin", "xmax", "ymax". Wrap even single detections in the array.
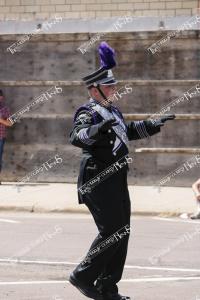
[{"xmin": 100, "ymin": 79, "xmax": 118, "ymax": 86}]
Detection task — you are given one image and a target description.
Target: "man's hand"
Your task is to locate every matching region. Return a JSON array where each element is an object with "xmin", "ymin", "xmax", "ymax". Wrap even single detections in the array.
[
  {"xmin": 0, "ymin": 118, "xmax": 13, "ymax": 127},
  {"xmin": 153, "ymin": 114, "xmax": 176, "ymax": 127},
  {"xmin": 99, "ymin": 118, "xmax": 118, "ymax": 133}
]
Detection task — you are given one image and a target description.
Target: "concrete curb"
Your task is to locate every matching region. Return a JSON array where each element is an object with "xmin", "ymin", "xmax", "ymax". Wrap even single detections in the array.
[
  {"xmin": 0, "ymin": 206, "xmax": 182, "ymax": 217},
  {"xmin": 0, "ymin": 183, "xmax": 197, "ymax": 216}
]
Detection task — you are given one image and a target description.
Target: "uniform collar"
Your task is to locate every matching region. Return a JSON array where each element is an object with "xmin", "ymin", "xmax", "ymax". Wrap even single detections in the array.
[{"xmin": 89, "ymin": 98, "xmax": 113, "ymax": 112}]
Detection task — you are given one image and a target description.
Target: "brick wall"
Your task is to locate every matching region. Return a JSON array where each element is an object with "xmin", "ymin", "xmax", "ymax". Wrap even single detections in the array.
[{"xmin": 0, "ymin": 0, "xmax": 199, "ymax": 21}]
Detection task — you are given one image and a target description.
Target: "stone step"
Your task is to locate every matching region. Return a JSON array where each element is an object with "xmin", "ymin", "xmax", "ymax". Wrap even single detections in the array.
[
  {"xmin": 0, "ymin": 30, "xmax": 199, "ymax": 185},
  {"xmin": 1, "ymin": 144, "xmax": 199, "ymax": 186},
  {"xmin": 0, "ymin": 81, "xmax": 199, "ymax": 114},
  {"xmin": 1, "ymin": 31, "xmax": 200, "ymax": 81}
]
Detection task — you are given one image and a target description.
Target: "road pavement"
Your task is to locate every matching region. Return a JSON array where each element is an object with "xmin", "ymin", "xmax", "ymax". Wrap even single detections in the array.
[{"xmin": 0, "ymin": 213, "xmax": 200, "ymax": 300}]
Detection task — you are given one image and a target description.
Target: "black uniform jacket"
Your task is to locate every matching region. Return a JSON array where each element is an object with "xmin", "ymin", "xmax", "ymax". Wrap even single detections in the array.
[{"xmin": 69, "ymin": 98, "xmax": 160, "ymax": 204}]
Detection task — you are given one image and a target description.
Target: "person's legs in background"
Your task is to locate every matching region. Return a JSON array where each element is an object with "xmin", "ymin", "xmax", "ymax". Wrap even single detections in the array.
[
  {"xmin": 191, "ymin": 179, "xmax": 200, "ymax": 220},
  {"xmin": 0, "ymin": 138, "xmax": 5, "ymax": 174}
]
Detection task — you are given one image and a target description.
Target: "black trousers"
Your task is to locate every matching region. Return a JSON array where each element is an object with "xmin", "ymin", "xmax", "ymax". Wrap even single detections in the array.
[
  {"xmin": 73, "ymin": 167, "xmax": 131, "ymax": 294},
  {"xmin": 0, "ymin": 138, "xmax": 5, "ymax": 173}
]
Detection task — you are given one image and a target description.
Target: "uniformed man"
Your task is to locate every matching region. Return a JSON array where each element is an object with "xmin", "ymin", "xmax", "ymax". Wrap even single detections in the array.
[{"xmin": 69, "ymin": 41, "xmax": 175, "ymax": 300}]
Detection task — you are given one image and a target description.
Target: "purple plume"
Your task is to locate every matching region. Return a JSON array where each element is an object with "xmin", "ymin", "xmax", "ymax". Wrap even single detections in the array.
[{"xmin": 98, "ymin": 41, "xmax": 116, "ymax": 69}]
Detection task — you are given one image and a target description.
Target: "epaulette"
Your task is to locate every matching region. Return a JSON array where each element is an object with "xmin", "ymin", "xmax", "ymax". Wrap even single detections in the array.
[{"xmin": 74, "ymin": 102, "xmax": 100, "ymax": 124}]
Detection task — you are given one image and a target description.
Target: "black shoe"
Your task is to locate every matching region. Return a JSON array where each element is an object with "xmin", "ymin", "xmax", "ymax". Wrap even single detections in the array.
[
  {"xmin": 103, "ymin": 292, "xmax": 131, "ymax": 300},
  {"xmin": 69, "ymin": 272, "xmax": 103, "ymax": 299},
  {"xmin": 99, "ymin": 292, "xmax": 131, "ymax": 300},
  {"xmin": 190, "ymin": 212, "xmax": 200, "ymax": 219}
]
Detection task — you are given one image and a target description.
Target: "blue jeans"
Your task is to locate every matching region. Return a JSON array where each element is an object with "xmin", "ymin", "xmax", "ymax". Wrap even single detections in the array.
[{"xmin": 0, "ymin": 138, "xmax": 5, "ymax": 173}]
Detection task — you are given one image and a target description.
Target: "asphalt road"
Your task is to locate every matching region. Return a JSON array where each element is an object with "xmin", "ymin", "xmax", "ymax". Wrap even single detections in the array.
[{"xmin": 0, "ymin": 212, "xmax": 200, "ymax": 300}]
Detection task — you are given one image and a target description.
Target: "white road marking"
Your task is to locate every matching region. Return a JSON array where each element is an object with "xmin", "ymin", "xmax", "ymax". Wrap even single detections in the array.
[
  {"xmin": 0, "ymin": 259, "xmax": 200, "ymax": 274},
  {"xmin": 0, "ymin": 259, "xmax": 74, "ymax": 265},
  {"xmin": 0, "ymin": 280, "xmax": 68, "ymax": 285},
  {"xmin": 121, "ymin": 276, "xmax": 200, "ymax": 283},
  {"xmin": 0, "ymin": 276, "xmax": 200, "ymax": 285},
  {"xmin": 0, "ymin": 218, "xmax": 20, "ymax": 224},
  {"xmin": 125, "ymin": 265, "xmax": 200, "ymax": 273},
  {"xmin": 152, "ymin": 217, "xmax": 200, "ymax": 224}
]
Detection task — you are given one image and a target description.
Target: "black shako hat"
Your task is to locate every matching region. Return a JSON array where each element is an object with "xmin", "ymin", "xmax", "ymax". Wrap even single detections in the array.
[{"xmin": 82, "ymin": 41, "xmax": 117, "ymax": 88}]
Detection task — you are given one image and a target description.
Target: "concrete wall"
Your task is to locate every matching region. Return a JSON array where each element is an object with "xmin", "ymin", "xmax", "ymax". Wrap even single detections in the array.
[
  {"xmin": 0, "ymin": 0, "xmax": 198, "ymax": 21},
  {"xmin": 0, "ymin": 31, "xmax": 199, "ymax": 186}
]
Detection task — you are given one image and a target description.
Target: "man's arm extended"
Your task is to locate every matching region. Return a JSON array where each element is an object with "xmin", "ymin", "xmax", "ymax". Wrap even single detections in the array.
[
  {"xmin": 126, "ymin": 115, "xmax": 176, "ymax": 141},
  {"xmin": 192, "ymin": 178, "xmax": 200, "ymax": 201}
]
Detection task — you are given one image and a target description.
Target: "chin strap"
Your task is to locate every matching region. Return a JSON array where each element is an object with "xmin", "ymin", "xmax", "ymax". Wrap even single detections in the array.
[{"xmin": 95, "ymin": 84, "xmax": 110, "ymax": 106}]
